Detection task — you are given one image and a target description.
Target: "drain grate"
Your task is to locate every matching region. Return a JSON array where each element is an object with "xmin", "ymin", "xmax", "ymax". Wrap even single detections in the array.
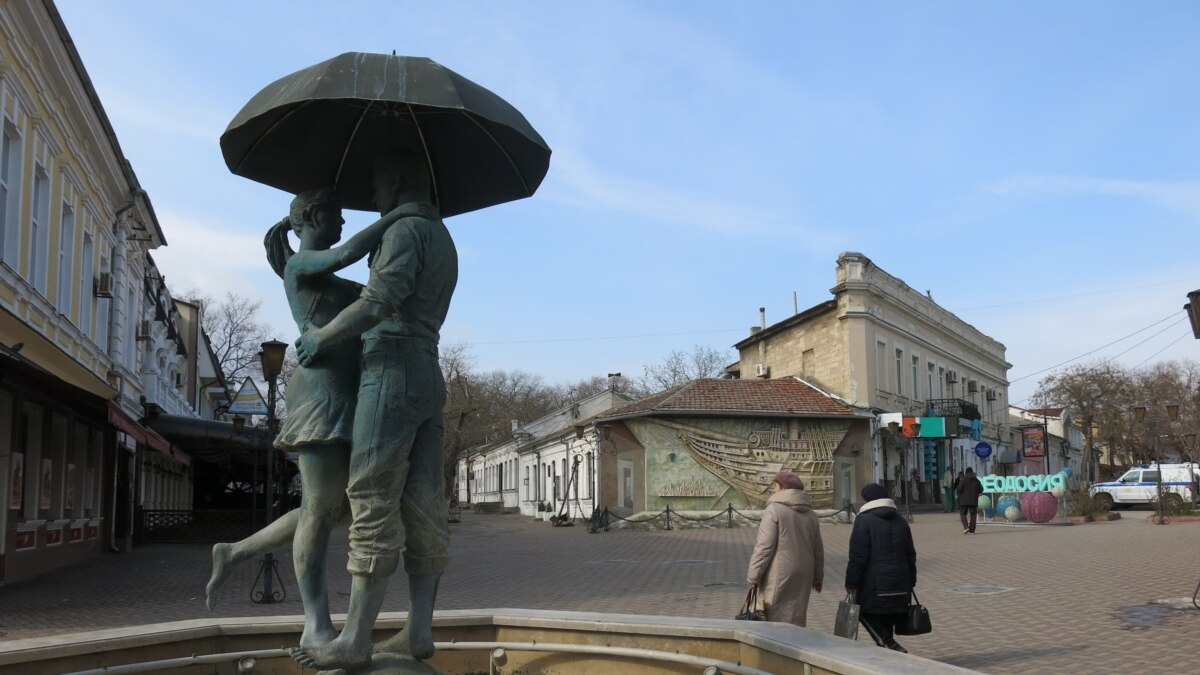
[
  {"xmin": 583, "ymin": 559, "xmax": 637, "ymax": 565},
  {"xmin": 703, "ymin": 581, "xmax": 743, "ymax": 588},
  {"xmin": 947, "ymin": 586, "xmax": 1016, "ymax": 595},
  {"xmin": 665, "ymin": 560, "xmax": 712, "ymax": 565}
]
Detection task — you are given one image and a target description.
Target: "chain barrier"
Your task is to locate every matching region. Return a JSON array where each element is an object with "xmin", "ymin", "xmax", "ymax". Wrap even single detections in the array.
[{"xmin": 588, "ymin": 500, "xmax": 859, "ymax": 533}]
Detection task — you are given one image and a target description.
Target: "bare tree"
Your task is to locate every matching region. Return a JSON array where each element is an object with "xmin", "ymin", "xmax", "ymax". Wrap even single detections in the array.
[
  {"xmin": 638, "ymin": 344, "xmax": 732, "ymax": 393},
  {"xmin": 177, "ymin": 290, "xmax": 272, "ymax": 385},
  {"xmin": 1127, "ymin": 360, "xmax": 1200, "ymax": 463},
  {"xmin": 1033, "ymin": 358, "xmax": 1200, "ymax": 478},
  {"xmin": 1032, "ymin": 361, "xmax": 1132, "ymax": 481},
  {"xmin": 438, "ymin": 343, "xmax": 562, "ymax": 492},
  {"xmin": 548, "ymin": 374, "xmax": 633, "ymax": 407}
]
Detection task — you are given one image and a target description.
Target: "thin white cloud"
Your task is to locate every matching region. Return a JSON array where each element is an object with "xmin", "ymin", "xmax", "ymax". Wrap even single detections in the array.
[
  {"xmin": 99, "ymin": 88, "xmax": 228, "ymax": 144},
  {"xmin": 542, "ymin": 149, "xmax": 852, "ymax": 252},
  {"xmin": 984, "ymin": 174, "xmax": 1200, "ymax": 219}
]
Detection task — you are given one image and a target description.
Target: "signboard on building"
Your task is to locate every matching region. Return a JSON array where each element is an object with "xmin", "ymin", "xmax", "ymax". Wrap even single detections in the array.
[
  {"xmin": 227, "ymin": 378, "xmax": 269, "ymax": 416},
  {"xmin": 1021, "ymin": 426, "xmax": 1046, "ymax": 458}
]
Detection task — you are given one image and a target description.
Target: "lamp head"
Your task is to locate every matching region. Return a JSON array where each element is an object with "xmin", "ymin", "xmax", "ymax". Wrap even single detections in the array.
[{"xmin": 259, "ymin": 340, "xmax": 288, "ymax": 381}]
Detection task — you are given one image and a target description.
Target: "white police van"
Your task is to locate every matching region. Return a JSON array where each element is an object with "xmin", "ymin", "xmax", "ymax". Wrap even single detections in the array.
[{"xmin": 1089, "ymin": 462, "xmax": 1200, "ymax": 511}]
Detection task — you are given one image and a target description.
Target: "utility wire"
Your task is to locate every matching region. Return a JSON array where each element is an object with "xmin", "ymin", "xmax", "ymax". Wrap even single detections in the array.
[
  {"xmin": 1009, "ymin": 319, "xmax": 1190, "ymax": 407},
  {"xmin": 955, "ymin": 276, "xmax": 1200, "ymax": 312},
  {"xmin": 1101, "ymin": 318, "xmax": 1188, "ymax": 364},
  {"xmin": 474, "ymin": 328, "xmax": 744, "ymax": 346},
  {"xmin": 1131, "ymin": 331, "xmax": 1192, "ymax": 370},
  {"xmin": 1008, "ymin": 312, "xmax": 1182, "ymax": 384}
]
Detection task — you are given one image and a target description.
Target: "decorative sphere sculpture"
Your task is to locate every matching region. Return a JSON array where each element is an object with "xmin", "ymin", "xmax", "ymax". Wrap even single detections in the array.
[
  {"xmin": 1060, "ymin": 467, "xmax": 1074, "ymax": 478},
  {"xmin": 977, "ymin": 495, "xmax": 992, "ymax": 510},
  {"xmin": 1023, "ymin": 491, "xmax": 1057, "ymax": 523},
  {"xmin": 1050, "ymin": 485, "xmax": 1065, "ymax": 499},
  {"xmin": 996, "ymin": 495, "xmax": 1021, "ymax": 519},
  {"xmin": 1004, "ymin": 505, "xmax": 1023, "ymax": 521}
]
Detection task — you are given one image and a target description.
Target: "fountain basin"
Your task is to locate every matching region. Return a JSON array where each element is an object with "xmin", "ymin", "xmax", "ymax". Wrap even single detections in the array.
[{"xmin": 0, "ymin": 608, "xmax": 978, "ymax": 674}]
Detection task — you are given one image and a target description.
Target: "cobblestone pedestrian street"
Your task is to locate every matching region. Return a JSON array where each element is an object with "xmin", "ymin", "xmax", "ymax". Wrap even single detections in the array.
[{"xmin": 1, "ymin": 510, "xmax": 1197, "ymax": 674}]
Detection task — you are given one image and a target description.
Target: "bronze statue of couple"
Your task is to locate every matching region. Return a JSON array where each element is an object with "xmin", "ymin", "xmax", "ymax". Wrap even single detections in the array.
[{"xmin": 206, "ymin": 150, "xmax": 457, "ymax": 672}]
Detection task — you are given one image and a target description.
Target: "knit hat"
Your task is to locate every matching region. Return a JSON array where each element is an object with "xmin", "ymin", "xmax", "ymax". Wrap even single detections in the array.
[
  {"xmin": 861, "ymin": 483, "xmax": 888, "ymax": 502},
  {"xmin": 774, "ymin": 470, "xmax": 806, "ymax": 491}
]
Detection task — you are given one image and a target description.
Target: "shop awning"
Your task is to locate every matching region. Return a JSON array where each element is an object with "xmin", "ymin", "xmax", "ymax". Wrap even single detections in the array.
[
  {"xmin": 107, "ymin": 401, "xmax": 191, "ymax": 464},
  {"xmin": 143, "ymin": 412, "xmax": 274, "ymax": 466},
  {"xmin": 108, "ymin": 401, "xmax": 147, "ymax": 444}
]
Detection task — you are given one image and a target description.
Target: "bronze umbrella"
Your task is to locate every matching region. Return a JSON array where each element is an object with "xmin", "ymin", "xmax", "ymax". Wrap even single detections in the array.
[{"xmin": 220, "ymin": 52, "xmax": 551, "ymax": 216}]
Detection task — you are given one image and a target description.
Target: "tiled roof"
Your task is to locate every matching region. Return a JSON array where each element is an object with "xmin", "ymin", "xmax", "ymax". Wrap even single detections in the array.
[{"xmin": 595, "ymin": 378, "xmax": 861, "ymax": 422}]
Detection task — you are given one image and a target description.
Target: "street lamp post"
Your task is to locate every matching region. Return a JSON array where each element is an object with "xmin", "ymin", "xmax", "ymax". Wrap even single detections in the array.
[
  {"xmin": 251, "ymin": 339, "xmax": 288, "ymax": 604},
  {"xmin": 1133, "ymin": 404, "xmax": 1179, "ymax": 526},
  {"xmin": 887, "ymin": 421, "xmax": 918, "ymax": 523}
]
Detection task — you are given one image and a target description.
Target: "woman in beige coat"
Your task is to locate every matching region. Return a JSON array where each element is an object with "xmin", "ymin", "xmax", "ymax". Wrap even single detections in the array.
[{"xmin": 747, "ymin": 470, "xmax": 825, "ymax": 627}]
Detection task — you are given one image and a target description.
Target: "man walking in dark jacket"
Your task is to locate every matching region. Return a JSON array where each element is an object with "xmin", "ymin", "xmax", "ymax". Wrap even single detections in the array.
[
  {"xmin": 955, "ymin": 467, "xmax": 984, "ymax": 534},
  {"xmin": 845, "ymin": 483, "xmax": 917, "ymax": 652}
]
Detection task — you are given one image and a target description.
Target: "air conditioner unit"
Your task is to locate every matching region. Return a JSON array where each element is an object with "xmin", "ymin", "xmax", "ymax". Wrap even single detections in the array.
[
  {"xmin": 93, "ymin": 272, "xmax": 113, "ymax": 298},
  {"xmin": 967, "ymin": 381, "xmax": 978, "ymax": 393},
  {"xmin": 986, "ymin": 390, "xmax": 997, "ymax": 402},
  {"xmin": 136, "ymin": 320, "xmax": 152, "ymax": 341},
  {"xmin": 755, "ymin": 363, "xmax": 770, "ymax": 378},
  {"xmin": 945, "ymin": 370, "xmax": 958, "ymax": 384}
]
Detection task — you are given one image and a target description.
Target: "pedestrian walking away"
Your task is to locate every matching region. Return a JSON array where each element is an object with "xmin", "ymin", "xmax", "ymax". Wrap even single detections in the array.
[
  {"xmin": 844, "ymin": 483, "xmax": 917, "ymax": 653},
  {"xmin": 955, "ymin": 467, "xmax": 984, "ymax": 534},
  {"xmin": 746, "ymin": 470, "xmax": 824, "ymax": 627},
  {"xmin": 941, "ymin": 467, "xmax": 954, "ymax": 512}
]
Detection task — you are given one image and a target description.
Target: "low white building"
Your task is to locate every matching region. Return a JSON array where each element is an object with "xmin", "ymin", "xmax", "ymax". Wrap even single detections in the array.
[{"xmin": 457, "ymin": 389, "xmax": 632, "ymax": 518}]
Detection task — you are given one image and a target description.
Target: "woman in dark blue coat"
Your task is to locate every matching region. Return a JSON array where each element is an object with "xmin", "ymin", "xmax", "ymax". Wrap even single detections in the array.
[{"xmin": 844, "ymin": 482, "xmax": 917, "ymax": 652}]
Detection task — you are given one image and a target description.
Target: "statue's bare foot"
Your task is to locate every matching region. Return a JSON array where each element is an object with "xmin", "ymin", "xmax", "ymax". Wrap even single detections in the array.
[
  {"xmin": 373, "ymin": 624, "xmax": 434, "ymax": 660},
  {"xmin": 288, "ymin": 637, "xmax": 370, "ymax": 672},
  {"xmin": 205, "ymin": 543, "xmax": 234, "ymax": 611},
  {"xmin": 299, "ymin": 623, "xmax": 338, "ymax": 650}
]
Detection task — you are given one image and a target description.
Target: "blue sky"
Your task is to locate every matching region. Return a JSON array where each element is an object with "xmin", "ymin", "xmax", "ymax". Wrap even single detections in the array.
[{"xmin": 55, "ymin": 1, "xmax": 1200, "ymax": 404}]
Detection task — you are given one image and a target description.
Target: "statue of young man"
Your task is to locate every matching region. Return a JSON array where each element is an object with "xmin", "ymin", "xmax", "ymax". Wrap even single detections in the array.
[{"xmin": 291, "ymin": 150, "xmax": 457, "ymax": 672}]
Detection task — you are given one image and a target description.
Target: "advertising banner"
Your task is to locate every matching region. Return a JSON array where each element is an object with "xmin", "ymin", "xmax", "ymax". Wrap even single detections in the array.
[{"xmin": 1021, "ymin": 426, "xmax": 1046, "ymax": 458}]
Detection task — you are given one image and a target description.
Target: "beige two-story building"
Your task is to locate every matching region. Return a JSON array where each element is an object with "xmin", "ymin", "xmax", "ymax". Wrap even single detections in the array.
[{"xmin": 732, "ymin": 252, "xmax": 1013, "ymax": 505}]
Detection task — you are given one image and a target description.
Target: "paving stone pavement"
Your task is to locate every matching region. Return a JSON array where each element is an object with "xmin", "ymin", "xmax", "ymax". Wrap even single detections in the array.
[{"xmin": 0, "ymin": 509, "xmax": 1197, "ymax": 674}]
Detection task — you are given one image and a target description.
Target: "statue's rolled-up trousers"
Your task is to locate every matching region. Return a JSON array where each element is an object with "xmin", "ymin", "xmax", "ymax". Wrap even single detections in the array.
[{"xmin": 345, "ymin": 336, "xmax": 449, "ymax": 578}]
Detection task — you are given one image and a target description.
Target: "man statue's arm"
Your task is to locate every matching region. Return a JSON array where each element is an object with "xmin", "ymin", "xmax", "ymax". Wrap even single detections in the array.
[{"xmin": 295, "ymin": 298, "xmax": 384, "ymax": 366}]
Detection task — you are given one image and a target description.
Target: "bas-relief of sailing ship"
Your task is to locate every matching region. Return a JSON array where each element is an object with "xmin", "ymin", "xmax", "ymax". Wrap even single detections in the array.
[{"xmin": 673, "ymin": 421, "xmax": 849, "ymax": 508}]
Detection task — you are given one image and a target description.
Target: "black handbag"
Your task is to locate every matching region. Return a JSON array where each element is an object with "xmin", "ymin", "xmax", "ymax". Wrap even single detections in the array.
[
  {"xmin": 894, "ymin": 590, "xmax": 932, "ymax": 635},
  {"xmin": 735, "ymin": 586, "xmax": 766, "ymax": 621}
]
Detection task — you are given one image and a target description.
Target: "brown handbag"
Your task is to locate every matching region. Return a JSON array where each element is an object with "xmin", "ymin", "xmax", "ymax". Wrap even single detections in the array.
[{"xmin": 735, "ymin": 586, "xmax": 767, "ymax": 621}]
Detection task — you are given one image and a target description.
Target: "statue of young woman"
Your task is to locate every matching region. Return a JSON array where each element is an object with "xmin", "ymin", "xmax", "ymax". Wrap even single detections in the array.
[{"xmin": 206, "ymin": 189, "xmax": 428, "ymax": 649}]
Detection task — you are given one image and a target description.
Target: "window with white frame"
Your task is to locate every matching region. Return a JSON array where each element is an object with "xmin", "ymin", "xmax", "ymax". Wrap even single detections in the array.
[
  {"xmin": 875, "ymin": 341, "xmax": 888, "ymax": 392},
  {"xmin": 79, "ymin": 231, "xmax": 94, "ymax": 336},
  {"xmin": 927, "ymin": 362, "xmax": 935, "ymax": 401},
  {"xmin": 29, "ymin": 164, "xmax": 50, "ymax": 294},
  {"xmin": 911, "ymin": 355, "xmax": 920, "ymax": 400},
  {"xmin": 0, "ymin": 122, "xmax": 22, "ymax": 263},
  {"xmin": 57, "ymin": 201, "xmax": 75, "ymax": 314},
  {"xmin": 894, "ymin": 348, "xmax": 904, "ymax": 396},
  {"xmin": 95, "ymin": 249, "xmax": 110, "ymax": 350},
  {"xmin": 125, "ymin": 279, "xmax": 139, "ymax": 371}
]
